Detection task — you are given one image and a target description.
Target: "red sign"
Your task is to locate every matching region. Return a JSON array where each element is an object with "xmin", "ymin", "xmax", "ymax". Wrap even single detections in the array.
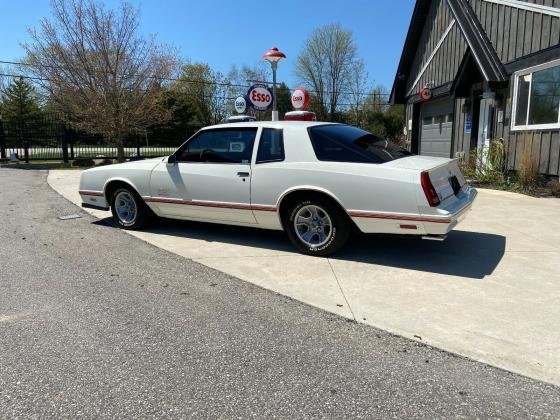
[
  {"xmin": 291, "ymin": 87, "xmax": 310, "ymax": 110},
  {"xmin": 419, "ymin": 88, "xmax": 432, "ymax": 101}
]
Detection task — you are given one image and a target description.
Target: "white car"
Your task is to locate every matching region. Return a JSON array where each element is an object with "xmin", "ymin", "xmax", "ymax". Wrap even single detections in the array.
[{"xmin": 79, "ymin": 121, "xmax": 477, "ymax": 255}]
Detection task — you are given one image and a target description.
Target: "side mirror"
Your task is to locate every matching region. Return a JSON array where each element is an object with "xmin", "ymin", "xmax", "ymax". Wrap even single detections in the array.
[{"xmin": 167, "ymin": 154, "xmax": 177, "ymax": 165}]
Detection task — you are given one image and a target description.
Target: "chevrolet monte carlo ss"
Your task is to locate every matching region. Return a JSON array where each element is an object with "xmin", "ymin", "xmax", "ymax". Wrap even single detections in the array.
[{"xmin": 79, "ymin": 122, "xmax": 477, "ymax": 256}]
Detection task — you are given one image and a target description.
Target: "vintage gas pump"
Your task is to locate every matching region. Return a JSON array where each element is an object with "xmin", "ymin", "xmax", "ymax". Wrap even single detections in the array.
[{"xmin": 284, "ymin": 88, "xmax": 316, "ymax": 121}]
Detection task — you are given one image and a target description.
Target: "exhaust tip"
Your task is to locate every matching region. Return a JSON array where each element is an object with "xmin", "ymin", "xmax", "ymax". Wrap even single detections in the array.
[{"xmin": 421, "ymin": 234, "xmax": 447, "ymax": 242}]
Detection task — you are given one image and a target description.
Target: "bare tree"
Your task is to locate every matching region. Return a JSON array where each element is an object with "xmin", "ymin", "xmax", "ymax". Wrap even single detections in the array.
[
  {"xmin": 226, "ymin": 63, "xmax": 271, "ymax": 120},
  {"xmin": 347, "ymin": 59, "xmax": 369, "ymax": 126},
  {"xmin": 295, "ymin": 23, "xmax": 359, "ymax": 120},
  {"xmin": 23, "ymin": 0, "xmax": 178, "ymax": 161}
]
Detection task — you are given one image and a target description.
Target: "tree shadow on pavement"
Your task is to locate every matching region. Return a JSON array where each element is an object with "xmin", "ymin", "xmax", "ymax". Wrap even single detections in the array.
[{"xmin": 94, "ymin": 217, "xmax": 505, "ymax": 280}]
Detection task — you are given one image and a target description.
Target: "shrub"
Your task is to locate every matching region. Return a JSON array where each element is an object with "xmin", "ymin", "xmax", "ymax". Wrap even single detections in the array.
[
  {"xmin": 459, "ymin": 139, "xmax": 506, "ymax": 185},
  {"xmin": 72, "ymin": 157, "xmax": 95, "ymax": 167},
  {"xmin": 517, "ymin": 140, "xmax": 540, "ymax": 190},
  {"xmin": 96, "ymin": 158, "xmax": 114, "ymax": 166},
  {"xmin": 550, "ymin": 181, "xmax": 560, "ymax": 198}
]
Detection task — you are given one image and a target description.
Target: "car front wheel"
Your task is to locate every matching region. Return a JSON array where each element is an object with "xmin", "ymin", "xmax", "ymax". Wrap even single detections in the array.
[
  {"xmin": 284, "ymin": 198, "xmax": 351, "ymax": 256},
  {"xmin": 110, "ymin": 187, "xmax": 150, "ymax": 230}
]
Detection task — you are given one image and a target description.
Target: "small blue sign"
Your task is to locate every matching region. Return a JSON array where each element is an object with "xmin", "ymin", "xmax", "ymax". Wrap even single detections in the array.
[{"xmin": 465, "ymin": 114, "xmax": 472, "ymax": 134}]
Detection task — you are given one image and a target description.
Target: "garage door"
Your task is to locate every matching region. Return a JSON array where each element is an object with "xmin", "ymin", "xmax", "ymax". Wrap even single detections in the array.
[{"xmin": 420, "ymin": 99, "xmax": 454, "ymax": 158}]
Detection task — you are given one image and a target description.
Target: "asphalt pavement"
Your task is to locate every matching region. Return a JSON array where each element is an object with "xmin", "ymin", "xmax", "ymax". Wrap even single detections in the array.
[{"xmin": 1, "ymin": 168, "xmax": 559, "ymax": 419}]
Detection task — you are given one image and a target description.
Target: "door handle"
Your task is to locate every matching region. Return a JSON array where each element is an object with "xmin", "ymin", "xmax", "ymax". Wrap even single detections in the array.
[{"xmin": 237, "ymin": 172, "xmax": 250, "ymax": 178}]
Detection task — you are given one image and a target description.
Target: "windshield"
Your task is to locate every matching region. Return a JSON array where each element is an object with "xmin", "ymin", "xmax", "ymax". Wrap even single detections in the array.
[{"xmin": 308, "ymin": 124, "xmax": 412, "ymax": 164}]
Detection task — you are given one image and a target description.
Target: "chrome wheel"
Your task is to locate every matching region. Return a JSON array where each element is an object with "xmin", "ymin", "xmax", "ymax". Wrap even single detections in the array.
[
  {"xmin": 114, "ymin": 191, "xmax": 137, "ymax": 225},
  {"xmin": 294, "ymin": 204, "xmax": 333, "ymax": 248}
]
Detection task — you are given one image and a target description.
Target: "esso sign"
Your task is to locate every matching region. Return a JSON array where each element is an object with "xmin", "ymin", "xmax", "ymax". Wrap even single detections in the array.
[
  {"xmin": 419, "ymin": 87, "xmax": 432, "ymax": 101},
  {"xmin": 291, "ymin": 87, "xmax": 310, "ymax": 110},
  {"xmin": 247, "ymin": 84, "xmax": 273, "ymax": 111},
  {"xmin": 234, "ymin": 96, "xmax": 246, "ymax": 114}
]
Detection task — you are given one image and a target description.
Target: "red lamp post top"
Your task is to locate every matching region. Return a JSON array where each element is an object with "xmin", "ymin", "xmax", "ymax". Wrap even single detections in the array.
[{"xmin": 262, "ymin": 47, "xmax": 286, "ymax": 63}]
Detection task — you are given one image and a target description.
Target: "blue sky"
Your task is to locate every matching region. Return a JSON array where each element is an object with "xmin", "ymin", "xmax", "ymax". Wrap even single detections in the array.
[{"xmin": 0, "ymin": 0, "xmax": 415, "ymax": 90}]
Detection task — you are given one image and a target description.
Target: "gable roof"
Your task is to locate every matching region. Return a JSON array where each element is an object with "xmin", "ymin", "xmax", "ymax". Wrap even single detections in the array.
[{"xmin": 390, "ymin": 0, "xmax": 507, "ymax": 104}]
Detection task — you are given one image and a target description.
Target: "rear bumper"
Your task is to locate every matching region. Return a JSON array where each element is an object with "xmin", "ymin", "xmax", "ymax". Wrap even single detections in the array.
[
  {"xmin": 422, "ymin": 186, "xmax": 477, "ymax": 235},
  {"xmin": 349, "ymin": 186, "xmax": 477, "ymax": 236}
]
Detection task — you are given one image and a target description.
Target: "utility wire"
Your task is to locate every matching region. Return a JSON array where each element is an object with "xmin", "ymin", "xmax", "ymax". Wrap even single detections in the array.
[
  {"xmin": 0, "ymin": 59, "xmax": 391, "ymax": 98},
  {"xmin": 0, "ymin": 72, "xmax": 390, "ymax": 108}
]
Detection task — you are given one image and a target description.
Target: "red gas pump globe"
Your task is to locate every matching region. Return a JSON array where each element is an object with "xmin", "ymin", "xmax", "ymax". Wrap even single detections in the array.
[
  {"xmin": 291, "ymin": 87, "xmax": 310, "ymax": 110},
  {"xmin": 284, "ymin": 111, "xmax": 317, "ymax": 121}
]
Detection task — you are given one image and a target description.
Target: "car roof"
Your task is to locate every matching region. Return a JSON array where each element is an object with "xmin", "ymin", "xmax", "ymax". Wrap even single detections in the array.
[{"xmin": 201, "ymin": 121, "xmax": 338, "ymax": 130}]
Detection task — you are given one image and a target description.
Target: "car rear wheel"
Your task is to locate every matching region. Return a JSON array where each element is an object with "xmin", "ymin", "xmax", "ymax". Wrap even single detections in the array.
[
  {"xmin": 110, "ymin": 187, "xmax": 150, "ymax": 230},
  {"xmin": 284, "ymin": 198, "xmax": 351, "ymax": 256}
]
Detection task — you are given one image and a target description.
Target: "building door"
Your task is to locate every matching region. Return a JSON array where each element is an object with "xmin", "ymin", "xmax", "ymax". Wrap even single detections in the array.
[
  {"xmin": 419, "ymin": 99, "xmax": 454, "ymax": 158},
  {"xmin": 477, "ymin": 97, "xmax": 494, "ymax": 167}
]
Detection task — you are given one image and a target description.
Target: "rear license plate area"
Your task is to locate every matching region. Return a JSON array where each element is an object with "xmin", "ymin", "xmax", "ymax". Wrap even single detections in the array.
[{"xmin": 449, "ymin": 175, "xmax": 461, "ymax": 195}]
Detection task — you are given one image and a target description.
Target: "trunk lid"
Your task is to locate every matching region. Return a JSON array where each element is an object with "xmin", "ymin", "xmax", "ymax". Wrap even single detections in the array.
[{"xmin": 386, "ymin": 155, "xmax": 466, "ymax": 203}]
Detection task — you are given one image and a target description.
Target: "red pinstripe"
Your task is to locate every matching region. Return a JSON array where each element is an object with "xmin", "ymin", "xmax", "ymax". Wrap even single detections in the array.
[
  {"xmin": 143, "ymin": 196, "xmax": 450, "ymax": 223},
  {"xmin": 347, "ymin": 210, "xmax": 451, "ymax": 224}
]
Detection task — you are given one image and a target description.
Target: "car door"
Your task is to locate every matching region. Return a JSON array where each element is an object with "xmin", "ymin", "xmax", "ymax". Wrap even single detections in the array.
[{"xmin": 149, "ymin": 127, "xmax": 258, "ymax": 224}]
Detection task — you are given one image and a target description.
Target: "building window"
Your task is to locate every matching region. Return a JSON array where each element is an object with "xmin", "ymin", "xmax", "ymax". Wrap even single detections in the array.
[{"xmin": 512, "ymin": 59, "xmax": 560, "ymax": 130}]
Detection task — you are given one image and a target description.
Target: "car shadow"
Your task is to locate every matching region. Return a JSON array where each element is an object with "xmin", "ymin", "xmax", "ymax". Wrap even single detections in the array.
[{"xmin": 94, "ymin": 217, "xmax": 505, "ymax": 280}]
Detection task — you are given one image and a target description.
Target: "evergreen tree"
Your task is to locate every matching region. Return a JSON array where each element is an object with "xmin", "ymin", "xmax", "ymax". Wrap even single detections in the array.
[
  {"xmin": 0, "ymin": 77, "xmax": 41, "ymax": 126},
  {"xmin": 276, "ymin": 82, "xmax": 292, "ymax": 119}
]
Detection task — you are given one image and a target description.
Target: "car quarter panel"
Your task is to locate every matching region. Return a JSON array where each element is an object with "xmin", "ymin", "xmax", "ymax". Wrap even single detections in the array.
[
  {"xmin": 79, "ymin": 158, "xmax": 163, "ymax": 210},
  {"xmin": 250, "ymin": 161, "xmax": 419, "ymax": 233}
]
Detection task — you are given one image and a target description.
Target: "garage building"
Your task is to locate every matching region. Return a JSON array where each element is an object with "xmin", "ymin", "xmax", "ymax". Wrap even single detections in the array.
[{"xmin": 391, "ymin": 0, "xmax": 560, "ymax": 176}]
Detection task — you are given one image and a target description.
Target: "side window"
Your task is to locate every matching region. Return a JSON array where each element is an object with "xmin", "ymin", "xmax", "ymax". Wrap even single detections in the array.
[
  {"xmin": 256, "ymin": 128, "xmax": 285, "ymax": 163},
  {"xmin": 177, "ymin": 128, "xmax": 257, "ymax": 164}
]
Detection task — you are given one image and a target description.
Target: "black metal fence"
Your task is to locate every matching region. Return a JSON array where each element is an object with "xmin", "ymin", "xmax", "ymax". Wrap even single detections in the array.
[
  {"xmin": 0, "ymin": 114, "xmax": 200, "ymax": 162},
  {"xmin": 2, "ymin": 144, "xmax": 177, "ymax": 161}
]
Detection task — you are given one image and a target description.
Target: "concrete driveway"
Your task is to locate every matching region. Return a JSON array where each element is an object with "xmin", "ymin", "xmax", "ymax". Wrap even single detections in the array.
[{"xmin": 48, "ymin": 169, "xmax": 560, "ymax": 385}]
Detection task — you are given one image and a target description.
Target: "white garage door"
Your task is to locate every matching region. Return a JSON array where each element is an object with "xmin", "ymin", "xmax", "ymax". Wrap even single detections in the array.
[{"xmin": 420, "ymin": 99, "xmax": 454, "ymax": 158}]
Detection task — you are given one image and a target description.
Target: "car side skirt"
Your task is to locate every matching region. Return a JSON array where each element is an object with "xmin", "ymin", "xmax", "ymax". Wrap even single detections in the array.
[{"xmin": 141, "ymin": 196, "xmax": 460, "ymax": 235}]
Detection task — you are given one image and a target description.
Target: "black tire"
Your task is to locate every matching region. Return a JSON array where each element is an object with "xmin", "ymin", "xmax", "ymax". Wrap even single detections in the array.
[
  {"xmin": 283, "ymin": 197, "xmax": 351, "ymax": 256},
  {"xmin": 110, "ymin": 187, "xmax": 151, "ymax": 230}
]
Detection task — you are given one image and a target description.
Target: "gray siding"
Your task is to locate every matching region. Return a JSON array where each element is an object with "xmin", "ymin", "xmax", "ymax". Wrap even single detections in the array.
[
  {"xmin": 469, "ymin": 0, "xmax": 560, "ymax": 63},
  {"xmin": 495, "ymin": 85, "xmax": 560, "ymax": 175},
  {"xmin": 406, "ymin": 0, "xmax": 469, "ymax": 95},
  {"xmin": 486, "ymin": 85, "xmax": 560, "ymax": 175},
  {"xmin": 505, "ymin": 131, "xmax": 560, "ymax": 175}
]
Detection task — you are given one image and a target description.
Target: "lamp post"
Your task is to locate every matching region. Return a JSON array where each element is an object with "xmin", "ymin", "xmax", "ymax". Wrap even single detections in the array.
[{"xmin": 262, "ymin": 47, "xmax": 286, "ymax": 121}]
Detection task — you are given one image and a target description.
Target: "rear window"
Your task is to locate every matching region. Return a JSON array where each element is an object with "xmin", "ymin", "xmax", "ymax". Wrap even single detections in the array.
[{"xmin": 308, "ymin": 125, "xmax": 412, "ymax": 164}]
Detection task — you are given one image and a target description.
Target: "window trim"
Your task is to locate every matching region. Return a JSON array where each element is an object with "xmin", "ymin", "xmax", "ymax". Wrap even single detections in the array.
[
  {"xmin": 174, "ymin": 127, "xmax": 258, "ymax": 165},
  {"xmin": 256, "ymin": 128, "xmax": 285, "ymax": 164},
  {"xmin": 511, "ymin": 58, "xmax": 560, "ymax": 131}
]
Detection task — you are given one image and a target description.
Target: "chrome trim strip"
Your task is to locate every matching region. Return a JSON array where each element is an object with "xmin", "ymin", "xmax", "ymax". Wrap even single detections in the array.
[
  {"xmin": 79, "ymin": 190, "xmax": 104, "ymax": 197},
  {"xmin": 143, "ymin": 197, "xmax": 277, "ymax": 212}
]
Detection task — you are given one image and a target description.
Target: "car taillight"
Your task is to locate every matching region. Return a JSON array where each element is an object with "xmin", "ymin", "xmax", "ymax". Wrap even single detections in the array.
[{"xmin": 421, "ymin": 171, "xmax": 440, "ymax": 207}]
